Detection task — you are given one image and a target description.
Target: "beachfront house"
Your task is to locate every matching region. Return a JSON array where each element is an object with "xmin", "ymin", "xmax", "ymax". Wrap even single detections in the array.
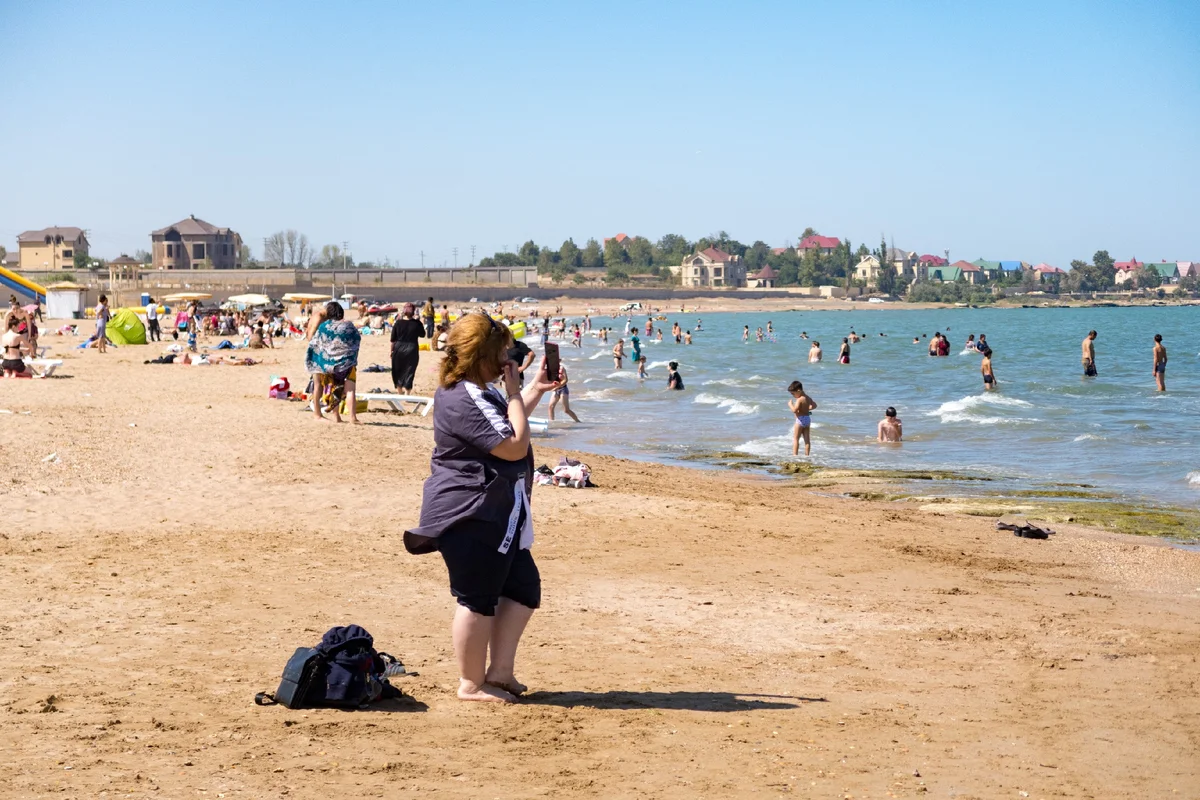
[
  {"xmin": 998, "ymin": 260, "xmax": 1027, "ymax": 279},
  {"xmin": 1032, "ymin": 263, "xmax": 1065, "ymax": 282},
  {"xmin": 971, "ymin": 259, "xmax": 1001, "ymax": 280},
  {"xmin": 746, "ymin": 263, "xmax": 778, "ymax": 289},
  {"xmin": 151, "ymin": 215, "xmax": 242, "ymax": 270},
  {"xmin": 1178, "ymin": 262, "xmax": 1198, "ymax": 282},
  {"xmin": 1114, "ymin": 258, "xmax": 1144, "ymax": 286},
  {"xmin": 672, "ymin": 247, "xmax": 746, "ymax": 288},
  {"xmin": 950, "ymin": 260, "xmax": 985, "ymax": 285},
  {"xmin": 1148, "ymin": 262, "xmax": 1180, "ymax": 284},
  {"xmin": 854, "ymin": 254, "xmax": 883, "ymax": 288},
  {"xmin": 17, "ymin": 226, "xmax": 90, "ymax": 272},
  {"xmin": 918, "ymin": 254, "xmax": 948, "ymax": 268},
  {"xmin": 797, "ymin": 234, "xmax": 840, "ymax": 258},
  {"xmin": 603, "ymin": 232, "xmax": 633, "ymax": 247},
  {"xmin": 887, "ymin": 248, "xmax": 922, "ymax": 280},
  {"xmin": 928, "ymin": 266, "xmax": 963, "ymax": 283}
]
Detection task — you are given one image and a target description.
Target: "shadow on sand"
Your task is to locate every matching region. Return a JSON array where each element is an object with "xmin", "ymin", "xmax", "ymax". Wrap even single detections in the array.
[{"xmin": 521, "ymin": 691, "xmax": 822, "ymax": 711}]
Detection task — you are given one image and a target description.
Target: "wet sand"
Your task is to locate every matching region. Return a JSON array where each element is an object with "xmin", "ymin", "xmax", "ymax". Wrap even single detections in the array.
[{"xmin": 0, "ymin": 326, "xmax": 1198, "ymax": 798}]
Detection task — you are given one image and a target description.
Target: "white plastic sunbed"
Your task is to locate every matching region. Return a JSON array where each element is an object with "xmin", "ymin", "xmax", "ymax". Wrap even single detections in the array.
[
  {"xmin": 358, "ymin": 393, "xmax": 436, "ymax": 416},
  {"xmin": 26, "ymin": 358, "xmax": 63, "ymax": 377}
]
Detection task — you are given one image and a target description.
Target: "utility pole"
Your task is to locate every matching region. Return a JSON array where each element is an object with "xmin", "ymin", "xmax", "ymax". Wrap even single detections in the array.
[
  {"xmin": 452, "ymin": 247, "xmax": 458, "ymax": 268},
  {"xmin": 342, "ymin": 240, "xmax": 349, "ymax": 270},
  {"xmin": 419, "ymin": 250, "xmax": 425, "ymax": 268},
  {"xmin": 263, "ymin": 237, "xmax": 270, "ymax": 268},
  {"xmin": 470, "ymin": 244, "xmax": 476, "ymax": 265}
]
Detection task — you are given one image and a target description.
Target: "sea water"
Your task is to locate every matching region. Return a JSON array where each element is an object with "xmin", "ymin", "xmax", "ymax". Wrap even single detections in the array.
[{"xmin": 542, "ymin": 305, "xmax": 1200, "ymax": 507}]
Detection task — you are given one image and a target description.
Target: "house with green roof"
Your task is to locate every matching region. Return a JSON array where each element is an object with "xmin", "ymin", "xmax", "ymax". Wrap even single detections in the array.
[
  {"xmin": 971, "ymin": 259, "xmax": 1001, "ymax": 280},
  {"xmin": 1148, "ymin": 262, "xmax": 1179, "ymax": 283},
  {"xmin": 929, "ymin": 266, "xmax": 963, "ymax": 283}
]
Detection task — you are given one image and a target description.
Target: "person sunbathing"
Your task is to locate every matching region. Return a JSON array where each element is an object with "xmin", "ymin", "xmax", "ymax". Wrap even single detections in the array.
[{"xmin": 2, "ymin": 315, "xmax": 31, "ymax": 377}]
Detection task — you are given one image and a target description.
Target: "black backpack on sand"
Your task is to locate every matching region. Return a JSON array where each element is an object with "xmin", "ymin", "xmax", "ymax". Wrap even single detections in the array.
[{"xmin": 255, "ymin": 624, "xmax": 406, "ymax": 709}]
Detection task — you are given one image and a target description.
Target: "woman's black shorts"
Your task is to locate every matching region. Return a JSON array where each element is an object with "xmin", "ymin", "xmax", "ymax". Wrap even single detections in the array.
[{"xmin": 438, "ymin": 516, "xmax": 540, "ymax": 616}]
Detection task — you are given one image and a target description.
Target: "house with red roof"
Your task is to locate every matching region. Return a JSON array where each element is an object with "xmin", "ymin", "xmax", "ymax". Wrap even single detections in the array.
[
  {"xmin": 950, "ymin": 260, "xmax": 984, "ymax": 285},
  {"xmin": 1113, "ymin": 257, "xmax": 1143, "ymax": 285},
  {"xmin": 1177, "ymin": 262, "xmax": 1198, "ymax": 280},
  {"xmin": 1032, "ymin": 263, "xmax": 1065, "ymax": 282},
  {"xmin": 747, "ymin": 263, "xmax": 778, "ymax": 289},
  {"xmin": 670, "ymin": 247, "xmax": 746, "ymax": 288},
  {"xmin": 603, "ymin": 232, "xmax": 632, "ymax": 247},
  {"xmin": 796, "ymin": 235, "xmax": 840, "ymax": 257},
  {"xmin": 770, "ymin": 246, "xmax": 792, "ymax": 256},
  {"xmin": 918, "ymin": 254, "xmax": 948, "ymax": 267}
]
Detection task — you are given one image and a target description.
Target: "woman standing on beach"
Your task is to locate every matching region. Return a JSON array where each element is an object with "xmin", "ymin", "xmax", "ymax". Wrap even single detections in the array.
[
  {"xmin": 405, "ymin": 313, "xmax": 560, "ymax": 703},
  {"xmin": 306, "ymin": 302, "xmax": 362, "ymax": 423},
  {"xmin": 390, "ymin": 302, "xmax": 425, "ymax": 394}
]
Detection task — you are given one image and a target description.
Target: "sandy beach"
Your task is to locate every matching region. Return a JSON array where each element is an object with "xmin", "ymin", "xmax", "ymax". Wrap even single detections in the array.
[{"xmin": 1, "ymin": 327, "xmax": 1198, "ymax": 799}]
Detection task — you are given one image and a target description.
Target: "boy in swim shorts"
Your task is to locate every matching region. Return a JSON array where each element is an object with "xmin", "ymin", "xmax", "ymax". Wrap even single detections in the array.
[{"xmin": 787, "ymin": 380, "xmax": 817, "ymax": 456}]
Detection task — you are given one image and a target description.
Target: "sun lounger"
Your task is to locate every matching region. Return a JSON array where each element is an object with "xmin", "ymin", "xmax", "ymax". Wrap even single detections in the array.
[
  {"xmin": 26, "ymin": 358, "xmax": 63, "ymax": 377},
  {"xmin": 358, "ymin": 393, "xmax": 436, "ymax": 416}
]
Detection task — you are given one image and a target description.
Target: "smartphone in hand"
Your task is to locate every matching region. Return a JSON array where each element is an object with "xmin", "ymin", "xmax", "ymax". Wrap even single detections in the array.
[{"xmin": 544, "ymin": 342, "xmax": 560, "ymax": 383}]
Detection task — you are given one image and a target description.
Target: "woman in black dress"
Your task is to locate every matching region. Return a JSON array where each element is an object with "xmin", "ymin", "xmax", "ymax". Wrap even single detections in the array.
[{"xmin": 390, "ymin": 302, "xmax": 425, "ymax": 393}]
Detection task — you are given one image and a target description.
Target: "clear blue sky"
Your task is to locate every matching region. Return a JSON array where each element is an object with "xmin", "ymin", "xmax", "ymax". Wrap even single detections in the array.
[{"xmin": 2, "ymin": 0, "xmax": 1197, "ymax": 268}]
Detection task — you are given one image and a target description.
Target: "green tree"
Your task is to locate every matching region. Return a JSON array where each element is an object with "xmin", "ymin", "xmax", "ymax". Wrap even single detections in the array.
[
  {"xmin": 798, "ymin": 246, "xmax": 820, "ymax": 287},
  {"xmin": 626, "ymin": 236, "xmax": 654, "ymax": 269},
  {"xmin": 0, "ymin": 245, "xmax": 6, "ymax": 263},
  {"xmin": 743, "ymin": 241, "xmax": 770, "ymax": 272},
  {"xmin": 877, "ymin": 262, "xmax": 897, "ymax": 295},
  {"xmin": 1092, "ymin": 250, "xmax": 1115, "ymax": 287},
  {"xmin": 799, "ymin": 227, "xmax": 818, "ymax": 240},
  {"xmin": 558, "ymin": 238, "xmax": 582, "ymax": 270},
  {"xmin": 572, "ymin": 273, "xmax": 586, "ymax": 285},
  {"xmin": 654, "ymin": 233, "xmax": 692, "ymax": 266},
  {"xmin": 1134, "ymin": 265, "xmax": 1162, "ymax": 289},
  {"xmin": 536, "ymin": 248, "xmax": 558, "ymax": 274},
  {"xmin": 134, "ymin": 248, "xmax": 151, "ymax": 264},
  {"xmin": 74, "ymin": 252, "xmax": 94, "ymax": 271},
  {"xmin": 604, "ymin": 237, "xmax": 630, "ymax": 272},
  {"xmin": 695, "ymin": 231, "xmax": 747, "ymax": 258},
  {"xmin": 581, "ymin": 238, "xmax": 603, "ymax": 270},
  {"xmin": 517, "ymin": 240, "xmax": 540, "ymax": 265}
]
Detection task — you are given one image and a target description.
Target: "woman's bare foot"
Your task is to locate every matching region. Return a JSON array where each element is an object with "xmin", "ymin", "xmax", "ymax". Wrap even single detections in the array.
[
  {"xmin": 458, "ymin": 679, "xmax": 515, "ymax": 703},
  {"xmin": 484, "ymin": 674, "xmax": 527, "ymax": 696}
]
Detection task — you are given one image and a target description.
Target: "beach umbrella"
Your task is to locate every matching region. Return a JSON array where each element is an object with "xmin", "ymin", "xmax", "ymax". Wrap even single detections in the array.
[
  {"xmin": 164, "ymin": 292, "xmax": 213, "ymax": 302},
  {"xmin": 226, "ymin": 293, "xmax": 271, "ymax": 306},
  {"xmin": 282, "ymin": 292, "xmax": 333, "ymax": 303}
]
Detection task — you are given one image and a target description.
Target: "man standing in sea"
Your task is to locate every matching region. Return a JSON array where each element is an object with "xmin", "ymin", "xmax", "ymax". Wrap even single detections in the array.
[
  {"xmin": 1153, "ymin": 334, "xmax": 1167, "ymax": 392},
  {"xmin": 1082, "ymin": 330, "xmax": 1098, "ymax": 377}
]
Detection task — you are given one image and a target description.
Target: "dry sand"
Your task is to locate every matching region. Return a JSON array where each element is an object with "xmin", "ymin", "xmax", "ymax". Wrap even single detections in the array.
[{"xmin": 1, "ymin": 325, "xmax": 1198, "ymax": 799}]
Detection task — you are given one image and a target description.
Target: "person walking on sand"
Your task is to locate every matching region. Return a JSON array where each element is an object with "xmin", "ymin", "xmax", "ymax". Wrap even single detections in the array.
[
  {"xmin": 981, "ymin": 348, "xmax": 996, "ymax": 391},
  {"xmin": 1082, "ymin": 330, "xmax": 1098, "ymax": 377},
  {"xmin": 808, "ymin": 341, "xmax": 822, "ymax": 362},
  {"xmin": 788, "ymin": 380, "xmax": 817, "ymax": 456},
  {"xmin": 94, "ymin": 295, "xmax": 111, "ymax": 353},
  {"xmin": 548, "ymin": 365, "xmax": 580, "ymax": 422},
  {"xmin": 390, "ymin": 303, "xmax": 425, "ymax": 394},
  {"xmin": 145, "ymin": 297, "xmax": 161, "ymax": 342},
  {"xmin": 307, "ymin": 301, "xmax": 362, "ymax": 423},
  {"xmin": 404, "ymin": 312, "xmax": 561, "ymax": 703},
  {"xmin": 421, "ymin": 297, "xmax": 437, "ymax": 339},
  {"xmin": 878, "ymin": 407, "xmax": 903, "ymax": 442},
  {"xmin": 612, "ymin": 338, "xmax": 624, "ymax": 369},
  {"xmin": 838, "ymin": 338, "xmax": 851, "ymax": 365},
  {"xmin": 1153, "ymin": 334, "xmax": 1167, "ymax": 391}
]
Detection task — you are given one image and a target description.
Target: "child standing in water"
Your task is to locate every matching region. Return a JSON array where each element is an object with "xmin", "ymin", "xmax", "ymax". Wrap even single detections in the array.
[
  {"xmin": 877, "ymin": 407, "xmax": 903, "ymax": 442},
  {"xmin": 981, "ymin": 348, "xmax": 996, "ymax": 390},
  {"xmin": 788, "ymin": 380, "xmax": 817, "ymax": 456}
]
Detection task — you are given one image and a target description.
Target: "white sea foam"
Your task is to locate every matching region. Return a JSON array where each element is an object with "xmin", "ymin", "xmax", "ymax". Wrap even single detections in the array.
[
  {"xmin": 693, "ymin": 393, "xmax": 723, "ymax": 405},
  {"xmin": 606, "ymin": 371, "xmax": 639, "ymax": 380},
  {"xmin": 703, "ymin": 378, "xmax": 745, "ymax": 388},
  {"xmin": 927, "ymin": 394, "xmax": 1035, "ymax": 425},
  {"xmin": 578, "ymin": 388, "xmax": 620, "ymax": 403},
  {"xmin": 1188, "ymin": 471, "xmax": 1200, "ymax": 486},
  {"xmin": 589, "ymin": 351, "xmax": 606, "ymax": 360},
  {"xmin": 734, "ymin": 435, "xmax": 792, "ymax": 457},
  {"xmin": 720, "ymin": 399, "xmax": 760, "ymax": 415},
  {"xmin": 1073, "ymin": 434, "xmax": 1106, "ymax": 442},
  {"xmin": 747, "ymin": 374, "xmax": 771, "ymax": 382},
  {"xmin": 646, "ymin": 360, "xmax": 672, "ymax": 370}
]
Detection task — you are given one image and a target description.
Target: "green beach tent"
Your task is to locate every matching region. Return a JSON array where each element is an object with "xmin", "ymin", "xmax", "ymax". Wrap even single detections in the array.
[{"xmin": 106, "ymin": 308, "xmax": 147, "ymax": 345}]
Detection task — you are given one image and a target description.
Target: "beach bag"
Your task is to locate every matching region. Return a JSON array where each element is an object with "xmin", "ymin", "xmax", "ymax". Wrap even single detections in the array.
[
  {"xmin": 255, "ymin": 625, "xmax": 405, "ymax": 709},
  {"xmin": 269, "ymin": 376, "xmax": 290, "ymax": 399}
]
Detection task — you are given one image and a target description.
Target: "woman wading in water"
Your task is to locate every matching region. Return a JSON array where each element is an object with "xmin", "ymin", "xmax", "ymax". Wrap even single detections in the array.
[{"xmin": 405, "ymin": 313, "xmax": 561, "ymax": 702}]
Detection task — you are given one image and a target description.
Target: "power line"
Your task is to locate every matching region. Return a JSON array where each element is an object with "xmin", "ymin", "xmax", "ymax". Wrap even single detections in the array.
[{"xmin": 452, "ymin": 247, "xmax": 458, "ymax": 268}]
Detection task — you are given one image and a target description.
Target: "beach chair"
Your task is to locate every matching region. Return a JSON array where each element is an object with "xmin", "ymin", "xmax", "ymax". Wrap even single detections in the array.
[
  {"xmin": 358, "ymin": 393, "xmax": 436, "ymax": 416},
  {"xmin": 26, "ymin": 358, "xmax": 63, "ymax": 378}
]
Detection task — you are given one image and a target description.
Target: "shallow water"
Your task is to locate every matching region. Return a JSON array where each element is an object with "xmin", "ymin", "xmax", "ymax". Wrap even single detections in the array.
[{"xmin": 538, "ymin": 306, "xmax": 1200, "ymax": 507}]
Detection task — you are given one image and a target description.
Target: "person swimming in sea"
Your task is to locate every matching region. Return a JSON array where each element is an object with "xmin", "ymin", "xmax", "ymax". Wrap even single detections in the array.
[
  {"xmin": 838, "ymin": 338, "xmax": 850, "ymax": 364},
  {"xmin": 667, "ymin": 361, "xmax": 685, "ymax": 390},
  {"xmin": 981, "ymin": 348, "xmax": 996, "ymax": 390},
  {"xmin": 755, "ymin": 327, "xmax": 764, "ymax": 342},
  {"xmin": 767, "ymin": 321, "xmax": 773, "ymax": 335},
  {"xmin": 801, "ymin": 331, "xmax": 808, "ymax": 339},
  {"xmin": 788, "ymin": 380, "xmax": 817, "ymax": 456},
  {"xmin": 743, "ymin": 325, "xmax": 749, "ymax": 343},
  {"xmin": 877, "ymin": 407, "xmax": 903, "ymax": 442},
  {"xmin": 808, "ymin": 341, "xmax": 822, "ymax": 362}
]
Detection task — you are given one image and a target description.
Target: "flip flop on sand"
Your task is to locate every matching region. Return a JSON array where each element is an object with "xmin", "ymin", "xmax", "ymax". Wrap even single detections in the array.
[{"xmin": 996, "ymin": 520, "xmax": 1054, "ymax": 540}]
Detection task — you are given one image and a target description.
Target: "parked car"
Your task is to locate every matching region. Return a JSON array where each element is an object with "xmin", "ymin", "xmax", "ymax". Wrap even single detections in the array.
[
  {"xmin": 520, "ymin": 297, "xmax": 539, "ymax": 303},
  {"xmin": 618, "ymin": 302, "xmax": 643, "ymax": 312}
]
